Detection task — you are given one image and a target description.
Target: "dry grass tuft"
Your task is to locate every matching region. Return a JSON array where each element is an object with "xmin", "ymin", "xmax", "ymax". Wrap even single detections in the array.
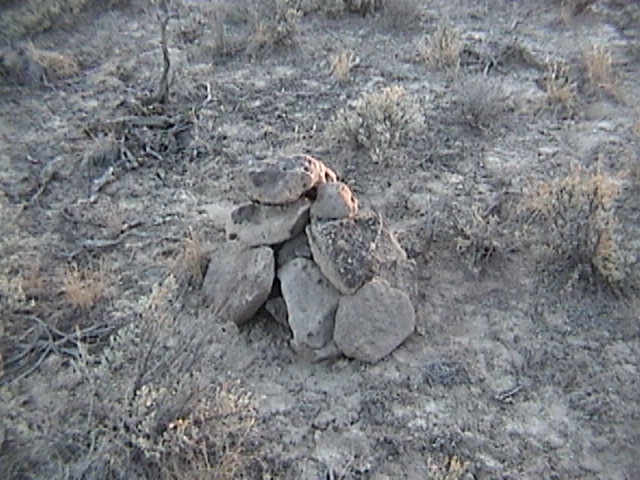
[
  {"xmin": 329, "ymin": 50, "xmax": 359, "ymax": 84},
  {"xmin": 27, "ymin": 43, "xmax": 79, "ymax": 81},
  {"xmin": 633, "ymin": 116, "xmax": 640, "ymax": 137},
  {"xmin": 247, "ymin": 0, "xmax": 301, "ymax": 53},
  {"xmin": 173, "ymin": 229, "xmax": 208, "ymax": 286},
  {"xmin": 521, "ymin": 166, "xmax": 628, "ymax": 286},
  {"xmin": 541, "ymin": 60, "xmax": 577, "ymax": 114},
  {"xmin": 583, "ymin": 44, "xmax": 618, "ymax": 97},
  {"xmin": 453, "ymin": 204, "xmax": 501, "ymax": 273},
  {"xmin": 427, "ymin": 454, "xmax": 471, "ymax": 480},
  {"xmin": 327, "ymin": 85, "xmax": 424, "ymax": 163},
  {"xmin": 60, "ymin": 259, "xmax": 111, "ymax": 309},
  {"xmin": 419, "ymin": 25, "xmax": 462, "ymax": 73}
]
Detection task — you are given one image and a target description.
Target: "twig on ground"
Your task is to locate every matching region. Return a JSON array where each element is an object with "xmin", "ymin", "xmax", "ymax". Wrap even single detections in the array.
[{"xmin": 1, "ymin": 315, "xmax": 115, "ymax": 386}]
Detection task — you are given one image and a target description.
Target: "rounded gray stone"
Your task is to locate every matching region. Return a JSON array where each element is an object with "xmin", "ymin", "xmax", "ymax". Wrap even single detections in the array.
[
  {"xmin": 226, "ymin": 198, "xmax": 311, "ymax": 246},
  {"xmin": 334, "ymin": 278, "xmax": 415, "ymax": 363},
  {"xmin": 245, "ymin": 154, "xmax": 337, "ymax": 205}
]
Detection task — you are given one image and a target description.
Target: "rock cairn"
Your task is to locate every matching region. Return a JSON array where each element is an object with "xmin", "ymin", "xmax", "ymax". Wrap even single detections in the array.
[{"xmin": 202, "ymin": 154, "xmax": 416, "ymax": 363}]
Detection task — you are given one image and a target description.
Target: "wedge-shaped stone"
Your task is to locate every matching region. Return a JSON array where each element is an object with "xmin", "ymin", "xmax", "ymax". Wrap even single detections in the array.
[
  {"xmin": 334, "ymin": 278, "xmax": 415, "ymax": 363},
  {"xmin": 278, "ymin": 258, "xmax": 340, "ymax": 349},
  {"xmin": 227, "ymin": 198, "xmax": 311, "ymax": 247},
  {"xmin": 202, "ymin": 245, "xmax": 274, "ymax": 325}
]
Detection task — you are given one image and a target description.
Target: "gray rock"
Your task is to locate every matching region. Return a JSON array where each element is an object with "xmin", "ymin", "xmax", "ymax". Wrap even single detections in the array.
[
  {"xmin": 291, "ymin": 339, "xmax": 342, "ymax": 363},
  {"xmin": 310, "ymin": 181, "xmax": 358, "ymax": 221},
  {"xmin": 306, "ymin": 211, "xmax": 382, "ymax": 294},
  {"xmin": 371, "ymin": 227, "xmax": 417, "ymax": 303},
  {"xmin": 246, "ymin": 154, "xmax": 337, "ymax": 205},
  {"xmin": 276, "ymin": 232, "xmax": 312, "ymax": 267},
  {"xmin": 202, "ymin": 245, "xmax": 275, "ymax": 325},
  {"xmin": 278, "ymin": 258, "xmax": 340, "ymax": 349},
  {"xmin": 334, "ymin": 278, "xmax": 415, "ymax": 363},
  {"xmin": 227, "ymin": 198, "xmax": 311, "ymax": 246},
  {"xmin": 265, "ymin": 296, "xmax": 288, "ymax": 326}
]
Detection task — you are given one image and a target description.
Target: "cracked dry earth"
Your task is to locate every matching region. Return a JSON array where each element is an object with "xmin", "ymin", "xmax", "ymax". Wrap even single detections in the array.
[{"xmin": 1, "ymin": 1, "xmax": 640, "ymax": 479}]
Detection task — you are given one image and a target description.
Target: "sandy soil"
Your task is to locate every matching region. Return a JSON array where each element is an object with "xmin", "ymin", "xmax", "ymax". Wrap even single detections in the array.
[{"xmin": 1, "ymin": 1, "xmax": 639, "ymax": 479}]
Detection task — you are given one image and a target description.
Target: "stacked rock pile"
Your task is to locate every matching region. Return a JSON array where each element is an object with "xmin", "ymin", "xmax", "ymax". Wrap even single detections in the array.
[{"xmin": 202, "ymin": 154, "xmax": 416, "ymax": 363}]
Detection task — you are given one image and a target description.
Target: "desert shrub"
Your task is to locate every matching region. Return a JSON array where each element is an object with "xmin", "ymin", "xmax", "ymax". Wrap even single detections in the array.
[
  {"xmin": 453, "ymin": 204, "xmax": 501, "ymax": 273},
  {"xmin": 0, "ymin": 42, "xmax": 78, "ymax": 85},
  {"xmin": 419, "ymin": 24, "xmax": 462, "ymax": 73},
  {"xmin": 454, "ymin": 75, "xmax": 511, "ymax": 132},
  {"xmin": 521, "ymin": 166, "xmax": 629, "ymax": 286},
  {"xmin": 327, "ymin": 85, "xmax": 424, "ymax": 163},
  {"xmin": 0, "ymin": 274, "xmax": 260, "ymax": 480},
  {"xmin": 382, "ymin": 0, "xmax": 419, "ymax": 30},
  {"xmin": 0, "ymin": 0, "xmax": 88, "ymax": 39},
  {"xmin": 247, "ymin": 0, "xmax": 302, "ymax": 53}
]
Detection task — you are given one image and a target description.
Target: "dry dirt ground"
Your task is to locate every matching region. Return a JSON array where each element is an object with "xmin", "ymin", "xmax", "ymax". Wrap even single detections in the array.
[{"xmin": 1, "ymin": 1, "xmax": 640, "ymax": 479}]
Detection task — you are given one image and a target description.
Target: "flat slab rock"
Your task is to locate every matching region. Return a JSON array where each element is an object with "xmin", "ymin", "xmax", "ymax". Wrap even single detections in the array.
[
  {"xmin": 334, "ymin": 278, "xmax": 415, "ymax": 363},
  {"xmin": 201, "ymin": 245, "xmax": 275, "ymax": 325},
  {"xmin": 278, "ymin": 258, "xmax": 340, "ymax": 349},
  {"xmin": 245, "ymin": 154, "xmax": 337, "ymax": 205},
  {"xmin": 227, "ymin": 198, "xmax": 310, "ymax": 246},
  {"xmin": 306, "ymin": 210, "xmax": 382, "ymax": 295}
]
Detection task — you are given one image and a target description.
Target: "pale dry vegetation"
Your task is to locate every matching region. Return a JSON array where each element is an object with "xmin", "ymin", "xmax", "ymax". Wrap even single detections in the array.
[
  {"xmin": 247, "ymin": 0, "xmax": 302, "ymax": 54},
  {"xmin": 172, "ymin": 229, "xmax": 208, "ymax": 287},
  {"xmin": 0, "ymin": 42, "xmax": 78, "ymax": 85},
  {"xmin": 521, "ymin": 166, "xmax": 629, "ymax": 286},
  {"xmin": 542, "ymin": 60, "xmax": 578, "ymax": 115},
  {"xmin": 329, "ymin": 49, "xmax": 359, "ymax": 84},
  {"xmin": 0, "ymin": 0, "xmax": 88, "ymax": 39},
  {"xmin": 454, "ymin": 75, "xmax": 511, "ymax": 132},
  {"xmin": 583, "ymin": 44, "xmax": 618, "ymax": 97},
  {"xmin": 419, "ymin": 25, "xmax": 462, "ymax": 73},
  {"xmin": 327, "ymin": 85, "xmax": 424, "ymax": 163},
  {"xmin": 1, "ymin": 275, "xmax": 262, "ymax": 480},
  {"xmin": 60, "ymin": 259, "xmax": 112, "ymax": 310}
]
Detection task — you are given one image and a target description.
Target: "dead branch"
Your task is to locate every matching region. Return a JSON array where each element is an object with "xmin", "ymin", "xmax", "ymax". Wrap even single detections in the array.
[{"xmin": 0, "ymin": 315, "xmax": 115, "ymax": 386}]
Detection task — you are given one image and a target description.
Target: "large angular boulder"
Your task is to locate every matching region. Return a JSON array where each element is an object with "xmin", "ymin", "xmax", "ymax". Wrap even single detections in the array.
[
  {"xmin": 245, "ymin": 154, "xmax": 337, "ymax": 205},
  {"xmin": 278, "ymin": 258, "xmax": 340, "ymax": 349},
  {"xmin": 334, "ymin": 279, "xmax": 415, "ymax": 363},
  {"xmin": 306, "ymin": 211, "xmax": 382, "ymax": 295},
  {"xmin": 226, "ymin": 198, "xmax": 310, "ymax": 246},
  {"xmin": 310, "ymin": 181, "xmax": 358, "ymax": 221},
  {"xmin": 202, "ymin": 245, "xmax": 275, "ymax": 325}
]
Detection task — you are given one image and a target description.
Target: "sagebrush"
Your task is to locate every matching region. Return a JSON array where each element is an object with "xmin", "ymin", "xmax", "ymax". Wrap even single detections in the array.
[
  {"xmin": 521, "ymin": 167, "xmax": 628, "ymax": 285},
  {"xmin": 328, "ymin": 85, "xmax": 423, "ymax": 163}
]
